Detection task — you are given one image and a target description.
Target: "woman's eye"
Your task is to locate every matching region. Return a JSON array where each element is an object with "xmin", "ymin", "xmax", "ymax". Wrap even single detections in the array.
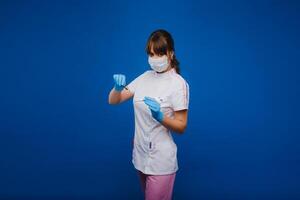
[{"xmin": 148, "ymin": 53, "xmax": 165, "ymax": 58}]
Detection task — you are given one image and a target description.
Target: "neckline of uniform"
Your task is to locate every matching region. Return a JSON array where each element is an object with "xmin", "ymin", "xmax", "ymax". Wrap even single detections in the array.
[{"xmin": 153, "ymin": 67, "xmax": 176, "ymax": 77}]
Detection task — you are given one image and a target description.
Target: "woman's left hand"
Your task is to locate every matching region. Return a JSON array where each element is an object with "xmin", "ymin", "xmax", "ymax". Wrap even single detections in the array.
[{"xmin": 143, "ymin": 96, "xmax": 164, "ymax": 122}]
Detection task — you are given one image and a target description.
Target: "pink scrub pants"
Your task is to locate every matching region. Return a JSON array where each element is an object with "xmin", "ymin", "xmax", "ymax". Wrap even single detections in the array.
[{"xmin": 137, "ymin": 170, "xmax": 176, "ymax": 200}]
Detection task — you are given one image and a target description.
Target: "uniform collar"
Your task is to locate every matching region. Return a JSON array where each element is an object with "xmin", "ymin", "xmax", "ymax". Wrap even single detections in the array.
[{"xmin": 153, "ymin": 67, "xmax": 176, "ymax": 78}]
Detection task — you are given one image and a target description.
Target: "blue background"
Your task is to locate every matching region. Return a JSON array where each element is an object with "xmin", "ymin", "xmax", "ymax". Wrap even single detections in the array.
[{"xmin": 0, "ymin": 0, "xmax": 299, "ymax": 199}]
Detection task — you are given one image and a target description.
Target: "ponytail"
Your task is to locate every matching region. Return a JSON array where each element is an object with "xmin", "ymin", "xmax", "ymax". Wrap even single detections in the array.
[{"xmin": 171, "ymin": 54, "xmax": 180, "ymax": 74}]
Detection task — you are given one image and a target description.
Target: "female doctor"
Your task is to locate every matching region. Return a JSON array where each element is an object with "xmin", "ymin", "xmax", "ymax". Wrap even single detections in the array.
[{"xmin": 108, "ymin": 29, "xmax": 189, "ymax": 200}]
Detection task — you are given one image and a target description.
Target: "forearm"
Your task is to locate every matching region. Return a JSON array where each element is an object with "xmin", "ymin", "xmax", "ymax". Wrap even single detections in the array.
[
  {"xmin": 161, "ymin": 115, "xmax": 187, "ymax": 134},
  {"xmin": 108, "ymin": 88, "xmax": 121, "ymax": 104},
  {"xmin": 143, "ymin": 97, "xmax": 188, "ymax": 133}
]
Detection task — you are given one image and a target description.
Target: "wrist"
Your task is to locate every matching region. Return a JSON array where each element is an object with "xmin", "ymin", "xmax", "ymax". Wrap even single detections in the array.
[
  {"xmin": 157, "ymin": 111, "xmax": 164, "ymax": 123},
  {"xmin": 114, "ymin": 84, "xmax": 123, "ymax": 92}
]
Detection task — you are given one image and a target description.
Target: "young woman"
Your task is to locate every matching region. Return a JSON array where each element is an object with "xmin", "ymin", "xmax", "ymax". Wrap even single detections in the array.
[{"xmin": 108, "ymin": 29, "xmax": 189, "ymax": 200}]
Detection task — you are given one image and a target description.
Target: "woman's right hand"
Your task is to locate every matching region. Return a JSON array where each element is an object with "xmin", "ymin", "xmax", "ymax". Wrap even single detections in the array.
[
  {"xmin": 113, "ymin": 74, "xmax": 126, "ymax": 92},
  {"xmin": 108, "ymin": 74, "xmax": 133, "ymax": 104}
]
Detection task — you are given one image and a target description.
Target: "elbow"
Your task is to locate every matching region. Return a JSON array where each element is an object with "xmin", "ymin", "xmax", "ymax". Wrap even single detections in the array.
[
  {"xmin": 177, "ymin": 125, "xmax": 187, "ymax": 134},
  {"xmin": 108, "ymin": 90, "xmax": 119, "ymax": 105},
  {"xmin": 108, "ymin": 97, "xmax": 115, "ymax": 105},
  {"xmin": 108, "ymin": 98, "xmax": 120, "ymax": 105},
  {"xmin": 108, "ymin": 93, "xmax": 119, "ymax": 105},
  {"xmin": 108, "ymin": 99, "xmax": 117, "ymax": 105}
]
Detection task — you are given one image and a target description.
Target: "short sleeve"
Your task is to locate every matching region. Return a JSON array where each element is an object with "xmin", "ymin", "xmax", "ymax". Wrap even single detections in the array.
[
  {"xmin": 126, "ymin": 71, "xmax": 148, "ymax": 94},
  {"xmin": 171, "ymin": 79, "xmax": 190, "ymax": 111}
]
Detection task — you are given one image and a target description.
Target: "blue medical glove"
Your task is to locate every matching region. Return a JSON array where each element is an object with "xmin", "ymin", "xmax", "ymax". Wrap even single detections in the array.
[
  {"xmin": 113, "ymin": 74, "xmax": 126, "ymax": 92},
  {"xmin": 143, "ymin": 96, "xmax": 164, "ymax": 123}
]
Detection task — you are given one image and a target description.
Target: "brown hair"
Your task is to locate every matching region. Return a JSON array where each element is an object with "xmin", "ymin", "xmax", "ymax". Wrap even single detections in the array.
[{"xmin": 145, "ymin": 29, "xmax": 180, "ymax": 74}]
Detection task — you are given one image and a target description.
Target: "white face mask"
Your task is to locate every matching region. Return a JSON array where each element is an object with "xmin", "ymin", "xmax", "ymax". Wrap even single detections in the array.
[{"xmin": 148, "ymin": 55, "xmax": 169, "ymax": 72}]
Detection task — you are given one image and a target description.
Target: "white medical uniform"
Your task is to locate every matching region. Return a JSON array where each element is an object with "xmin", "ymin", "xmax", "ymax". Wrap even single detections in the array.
[{"xmin": 127, "ymin": 67, "xmax": 190, "ymax": 175}]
